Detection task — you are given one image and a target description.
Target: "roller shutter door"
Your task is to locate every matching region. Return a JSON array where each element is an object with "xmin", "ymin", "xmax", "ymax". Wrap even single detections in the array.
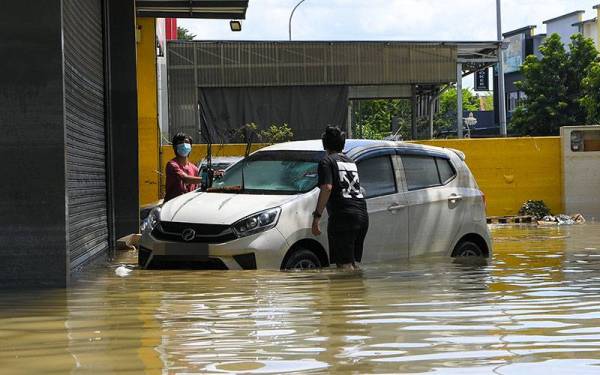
[{"xmin": 63, "ymin": 0, "xmax": 109, "ymax": 269}]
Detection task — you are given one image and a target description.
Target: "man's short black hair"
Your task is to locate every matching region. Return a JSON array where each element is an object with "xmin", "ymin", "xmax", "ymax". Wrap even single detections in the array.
[
  {"xmin": 172, "ymin": 132, "xmax": 193, "ymax": 147},
  {"xmin": 321, "ymin": 125, "xmax": 345, "ymax": 152}
]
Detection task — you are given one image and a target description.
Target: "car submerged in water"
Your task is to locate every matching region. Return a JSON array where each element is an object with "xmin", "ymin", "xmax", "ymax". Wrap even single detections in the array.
[{"xmin": 139, "ymin": 139, "xmax": 492, "ymax": 270}]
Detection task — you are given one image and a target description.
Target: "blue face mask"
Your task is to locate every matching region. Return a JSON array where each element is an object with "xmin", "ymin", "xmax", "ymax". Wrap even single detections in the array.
[{"xmin": 176, "ymin": 143, "xmax": 192, "ymax": 157}]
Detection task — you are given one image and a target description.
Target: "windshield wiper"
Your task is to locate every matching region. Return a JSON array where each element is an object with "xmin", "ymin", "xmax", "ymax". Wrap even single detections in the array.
[{"xmin": 206, "ymin": 186, "xmax": 243, "ymax": 193}]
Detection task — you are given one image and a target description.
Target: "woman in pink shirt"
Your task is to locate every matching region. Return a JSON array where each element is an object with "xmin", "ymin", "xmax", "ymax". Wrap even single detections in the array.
[{"xmin": 164, "ymin": 133, "xmax": 202, "ymax": 203}]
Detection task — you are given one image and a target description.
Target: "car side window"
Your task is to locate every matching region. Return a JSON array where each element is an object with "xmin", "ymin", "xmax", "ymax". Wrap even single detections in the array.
[
  {"xmin": 402, "ymin": 155, "xmax": 441, "ymax": 191},
  {"xmin": 357, "ymin": 155, "xmax": 397, "ymax": 198},
  {"xmin": 436, "ymin": 158, "xmax": 456, "ymax": 184}
]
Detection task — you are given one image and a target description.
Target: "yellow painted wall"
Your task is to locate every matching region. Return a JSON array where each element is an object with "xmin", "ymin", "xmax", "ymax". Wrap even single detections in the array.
[
  {"xmin": 153, "ymin": 138, "xmax": 563, "ymax": 216},
  {"xmin": 414, "ymin": 137, "xmax": 563, "ymax": 216},
  {"xmin": 136, "ymin": 17, "xmax": 160, "ymax": 206}
]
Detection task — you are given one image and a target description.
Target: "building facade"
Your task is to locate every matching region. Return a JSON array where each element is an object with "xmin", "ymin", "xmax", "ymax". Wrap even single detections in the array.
[{"xmin": 0, "ymin": 0, "xmax": 248, "ymax": 288}]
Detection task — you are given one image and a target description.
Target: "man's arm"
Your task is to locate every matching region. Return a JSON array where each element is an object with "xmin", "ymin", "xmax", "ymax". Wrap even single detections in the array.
[
  {"xmin": 312, "ymin": 158, "xmax": 333, "ymax": 236},
  {"xmin": 315, "ymin": 185, "xmax": 332, "ymax": 216},
  {"xmin": 311, "ymin": 184, "xmax": 331, "ymax": 236},
  {"xmin": 179, "ymin": 174, "xmax": 202, "ymax": 184},
  {"xmin": 168, "ymin": 162, "xmax": 202, "ymax": 184}
]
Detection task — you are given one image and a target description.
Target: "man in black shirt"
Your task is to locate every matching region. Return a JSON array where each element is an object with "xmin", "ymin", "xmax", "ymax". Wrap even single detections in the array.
[{"xmin": 312, "ymin": 126, "xmax": 369, "ymax": 270}]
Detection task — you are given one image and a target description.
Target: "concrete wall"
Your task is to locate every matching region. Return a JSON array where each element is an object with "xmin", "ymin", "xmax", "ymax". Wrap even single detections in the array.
[
  {"xmin": 0, "ymin": 1, "xmax": 68, "ymax": 287},
  {"xmin": 561, "ymin": 126, "xmax": 600, "ymax": 220},
  {"xmin": 106, "ymin": 0, "xmax": 139, "ymax": 241},
  {"xmin": 153, "ymin": 138, "xmax": 563, "ymax": 217}
]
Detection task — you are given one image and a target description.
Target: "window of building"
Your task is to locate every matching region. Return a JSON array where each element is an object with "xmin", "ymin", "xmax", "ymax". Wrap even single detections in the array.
[
  {"xmin": 508, "ymin": 91, "xmax": 519, "ymax": 112},
  {"xmin": 357, "ymin": 156, "xmax": 397, "ymax": 198}
]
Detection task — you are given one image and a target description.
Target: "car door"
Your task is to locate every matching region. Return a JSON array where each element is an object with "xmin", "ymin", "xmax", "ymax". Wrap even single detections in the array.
[
  {"xmin": 356, "ymin": 152, "xmax": 409, "ymax": 262},
  {"xmin": 399, "ymin": 152, "xmax": 462, "ymax": 257}
]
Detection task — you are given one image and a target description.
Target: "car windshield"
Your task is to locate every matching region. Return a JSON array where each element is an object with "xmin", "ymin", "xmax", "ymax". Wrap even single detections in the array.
[{"xmin": 211, "ymin": 150, "xmax": 324, "ymax": 194}]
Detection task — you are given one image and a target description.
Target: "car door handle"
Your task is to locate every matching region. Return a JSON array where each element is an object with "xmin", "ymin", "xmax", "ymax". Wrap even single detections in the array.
[
  {"xmin": 448, "ymin": 194, "xmax": 463, "ymax": 203},
  {"xmin": 387, "ymin": 204, "xmax": 406, "ymax": 211}
]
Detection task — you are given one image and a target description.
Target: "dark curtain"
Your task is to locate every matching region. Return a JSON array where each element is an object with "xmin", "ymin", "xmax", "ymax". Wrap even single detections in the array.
[{"xmin": 198, "ymin": 86, "xmax": 348, "ymax": 143}]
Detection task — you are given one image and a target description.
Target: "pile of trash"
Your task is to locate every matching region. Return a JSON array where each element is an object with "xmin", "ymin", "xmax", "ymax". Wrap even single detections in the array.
[{"xmin": 538, "ymin": 213, "xmax": 586, "ymax": 226}]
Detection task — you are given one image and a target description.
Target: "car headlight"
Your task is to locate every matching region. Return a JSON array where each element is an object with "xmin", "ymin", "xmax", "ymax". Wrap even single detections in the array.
[
  {"xmin": 141, "ymin": 207, "xmax": 161, "ymax": 232},
  {"xmin": 232, "ymin": 207, "xmax": 281, "ymax": 238}
]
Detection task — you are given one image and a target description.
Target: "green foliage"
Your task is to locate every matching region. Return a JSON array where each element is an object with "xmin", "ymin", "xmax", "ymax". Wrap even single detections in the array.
[
  {"xmin": 233, "ymin": 122, "xmax": 294, "ymax": 144},
  {"xmin": 352, "ymin": 99, "xmax": 411, "ymax": 140},
  {"xmin": 260, "ymin": 123, "xmax": 294, "ymax": 144},
  {"xmin": 433, "ymin": 88, "xmax": 480, "ymax": 136},
  {"xmin": 177, "ymin": 26, "xmax": 196, "ymax": 41},
  {"xmin": 566, "ymin": 34, "xmax": 598, "ymax": 124},
  {"xmin": 519, "ymin": 200, "xmax": 551, "ymax": 220},
  {"xmin": 510, "ymin": 33, "xmax": 599, "ymax": 135},
  {"xmin": 581, "ymin": 61, "xmax": 600, "ymax": 124},
  {"xmin": 233, "ymin": 122, "xmax": 259, "ymax": 143},
  {"xmin": 480, "ymin": 95, "xmax": 494, "ymax": 111}
]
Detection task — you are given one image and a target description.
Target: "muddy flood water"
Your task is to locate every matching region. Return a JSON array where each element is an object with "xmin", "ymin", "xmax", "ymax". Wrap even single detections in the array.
[{"xmin": 2, "ymin": 224, "xmax": 600, "ymax": 374}]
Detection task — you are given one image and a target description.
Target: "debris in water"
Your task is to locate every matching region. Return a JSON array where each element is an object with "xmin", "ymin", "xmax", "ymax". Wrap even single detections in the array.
[{"xmin": 115, "ymin": 265, "xmax": 132, "ymax": 277}]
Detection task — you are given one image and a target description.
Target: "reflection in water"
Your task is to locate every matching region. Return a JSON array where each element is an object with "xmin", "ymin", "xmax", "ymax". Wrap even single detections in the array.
[{"xmin": 2, "ymin": 224, "xmax": 600, "ymax": 373}]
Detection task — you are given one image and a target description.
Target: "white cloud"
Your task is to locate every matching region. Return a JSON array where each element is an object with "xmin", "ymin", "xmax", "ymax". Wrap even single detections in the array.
[{"xmin": 178, "ymin": 0, "xmax": 599, "ymax": 41}]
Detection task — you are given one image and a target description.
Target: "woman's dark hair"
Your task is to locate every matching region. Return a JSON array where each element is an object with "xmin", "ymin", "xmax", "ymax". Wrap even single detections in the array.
[
  {"xmin": 321, "ymin": 125, "xmax": 345, "ymax": 152},
  {"xmin": 172, "ymin": 132, "xmax": 193, "ymax": 148}
]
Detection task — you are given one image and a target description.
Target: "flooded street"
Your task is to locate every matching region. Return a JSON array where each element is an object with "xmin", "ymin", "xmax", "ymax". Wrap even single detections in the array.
[{"xmin": 2, "ymin": 224, "xmax": 600, "ymax": 374}]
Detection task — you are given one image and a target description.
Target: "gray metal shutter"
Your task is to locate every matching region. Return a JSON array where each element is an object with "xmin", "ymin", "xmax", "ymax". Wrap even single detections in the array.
[{"xmin": 63, "ymin": 0, "xmax": 108, "ymax": 269}]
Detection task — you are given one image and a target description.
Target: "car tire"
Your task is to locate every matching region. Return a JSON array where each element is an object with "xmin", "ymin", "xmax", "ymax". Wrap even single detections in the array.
[
  {"xmin": 283, "ymin": 248, "xmax": 322, "ymax": 270},
  {"xmin": 453, "ymin": 240, "xmax": 484, "ymax": 257}
]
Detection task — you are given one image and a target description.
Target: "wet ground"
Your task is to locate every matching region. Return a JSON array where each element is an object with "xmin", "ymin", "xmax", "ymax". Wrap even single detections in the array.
[{"xmin": 2, "ymin": 224, "xmax": 600, "ymax": 374}]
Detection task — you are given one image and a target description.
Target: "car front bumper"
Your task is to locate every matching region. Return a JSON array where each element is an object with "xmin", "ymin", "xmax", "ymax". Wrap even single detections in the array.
[{"xmin": 139, "ymin": 227, "xmax": 290, "ymax": 270}]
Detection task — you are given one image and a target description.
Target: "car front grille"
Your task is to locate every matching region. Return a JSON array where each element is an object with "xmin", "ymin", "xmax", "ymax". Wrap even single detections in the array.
[{"xmin": 152, "ymin": 221, "xmax": 237, "ymax": 243}]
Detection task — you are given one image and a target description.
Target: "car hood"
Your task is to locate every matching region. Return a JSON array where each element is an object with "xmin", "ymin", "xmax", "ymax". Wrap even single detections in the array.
[{"xmin": 160, "ymin": 192, "xmax": 299, "ymax": 225}]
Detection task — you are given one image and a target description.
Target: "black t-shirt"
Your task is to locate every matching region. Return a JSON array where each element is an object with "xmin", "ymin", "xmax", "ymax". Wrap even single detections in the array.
[{"xmin": 317, "ymin": 153, "xmax": 367, "ymax": 230}]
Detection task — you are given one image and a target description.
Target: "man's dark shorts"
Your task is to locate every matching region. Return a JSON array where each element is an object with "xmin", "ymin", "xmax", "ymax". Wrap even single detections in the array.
[{"xmin": 327, "ymin": 214, "xmax": 369, "ymax": 265}]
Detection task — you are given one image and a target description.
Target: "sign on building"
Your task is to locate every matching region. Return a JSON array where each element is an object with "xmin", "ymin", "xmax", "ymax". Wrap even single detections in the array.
[{"xmin": 474, "ymin": 69, "xmax": 489, "ymax": 91}]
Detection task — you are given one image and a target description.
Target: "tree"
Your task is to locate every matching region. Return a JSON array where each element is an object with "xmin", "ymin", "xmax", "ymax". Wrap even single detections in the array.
[
  {"xmin": 565, "ymin": 33, "xmax": 598, "ymax": 124},
  {"xmin": 260, "ymin": 123, "xmax": 294, "ymax": 144},
  {"xmin": 510, "ymin": 33, "xmax": 598, "ymax": 135},
  {"xmin": 433, "ymin": 88, "xmax": 479, "ymax": 136},
  {"xmin": 352, "ymin": 99, "xmax": 411, "ymax": 140},
  {"xmin": 177, "ymin": 26, "xmax": 196, "ymax": 41},
  {"xmin": 581, "ymin": 61, "xmax": 600, "ymax": 124}
]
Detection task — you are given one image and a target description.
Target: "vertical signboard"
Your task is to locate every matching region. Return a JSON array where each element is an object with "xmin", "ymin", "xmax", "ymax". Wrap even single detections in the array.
[{"xmin": 475, "ymin": 69, "xmax": 490, "ymax": 91}]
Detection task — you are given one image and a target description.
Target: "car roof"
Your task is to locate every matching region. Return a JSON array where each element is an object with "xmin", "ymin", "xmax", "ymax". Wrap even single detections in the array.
[{"xmin": 257, "ymin": 139, "xmax": 452, "ymax": 158}]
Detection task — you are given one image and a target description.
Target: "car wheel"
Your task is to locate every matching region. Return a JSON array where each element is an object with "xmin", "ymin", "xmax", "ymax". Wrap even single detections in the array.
[
  {"xmin": 453, "ymin": 240, "xmax": 484, "ymax": 257},
  {"xmin": 283, "ymin": 248, "xmax": 321, "ymax": 270}
]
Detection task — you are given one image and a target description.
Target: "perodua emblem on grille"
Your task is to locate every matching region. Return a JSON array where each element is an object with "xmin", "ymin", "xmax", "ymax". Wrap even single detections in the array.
[{"xmin": 181, "ymin": 228, "xmax": 196, "ymax": 242}]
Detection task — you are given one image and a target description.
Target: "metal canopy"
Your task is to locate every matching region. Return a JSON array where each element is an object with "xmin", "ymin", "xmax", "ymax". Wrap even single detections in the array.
[
  {"xmin": 136, "ymin": 0, "xmax": 248, "ymax": 19},
  {"xmin": 456, "ymin": 41, "xmax": 502, "ymax": 76},
  {"xmin": 168, "ymin": 40, "xmax": 500, "ymax": 88}
]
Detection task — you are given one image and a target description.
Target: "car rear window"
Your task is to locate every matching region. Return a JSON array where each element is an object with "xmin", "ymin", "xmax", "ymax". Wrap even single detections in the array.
[
  {"xmin": 436, "ymin": 158, "xmax": 456, "ymax": 184},
  {"xmin": 402, "ymin": 155, "xmax": 456, "ymax": 191}
]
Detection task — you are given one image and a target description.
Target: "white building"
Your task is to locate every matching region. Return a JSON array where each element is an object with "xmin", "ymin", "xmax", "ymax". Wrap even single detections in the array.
[
  {"xmin": 543, "ymin": 10, "xmax": 585, "ymax": 50},
  {"xmin": 573, "ymin": 17, "xmax": 599, "ymax": 48}
]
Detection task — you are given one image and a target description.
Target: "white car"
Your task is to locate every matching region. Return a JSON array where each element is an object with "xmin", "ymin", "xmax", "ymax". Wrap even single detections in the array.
[{"xmin": 139, "ymin": 140, "xmax": 492, "ymax": 270}]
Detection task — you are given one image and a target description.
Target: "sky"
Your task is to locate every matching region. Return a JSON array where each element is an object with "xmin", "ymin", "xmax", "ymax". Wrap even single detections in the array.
[{"xmin": 179, "ymin": 0, "xmax": 600, "ymax": 41}]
